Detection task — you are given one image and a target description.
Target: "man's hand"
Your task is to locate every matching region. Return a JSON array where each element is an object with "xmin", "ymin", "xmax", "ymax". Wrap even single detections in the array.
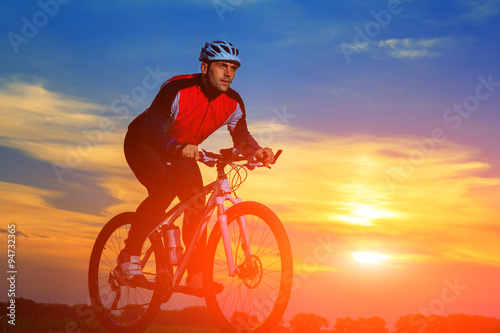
[
  {"xmin": 253, "ymin": 147, "xmax": 274, "ymax": 167},
  {"xmin": 180, "ymin": 144, "xmax": 200, "ymax": 161}
]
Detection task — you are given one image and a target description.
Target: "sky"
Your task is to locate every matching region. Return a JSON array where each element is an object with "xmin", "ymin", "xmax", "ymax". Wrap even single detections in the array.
[{"xmin": 1, "ymin": 0, "xmax": 500, "ymax": 330}]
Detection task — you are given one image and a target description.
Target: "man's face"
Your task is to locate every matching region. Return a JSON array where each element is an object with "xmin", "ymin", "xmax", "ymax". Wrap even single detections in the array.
[{"xmin": 201, "ymin": 61, "xmax": 239, "ymax": 93}]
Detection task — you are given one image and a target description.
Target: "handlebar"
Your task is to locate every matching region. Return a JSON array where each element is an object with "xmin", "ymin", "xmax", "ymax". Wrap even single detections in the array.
[{"xmin": 199, "ymin": 148, "xmax": 282, "ymax": 169}]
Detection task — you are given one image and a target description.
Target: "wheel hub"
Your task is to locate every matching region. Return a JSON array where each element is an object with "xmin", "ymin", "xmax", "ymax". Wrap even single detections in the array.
[{"xmin": 238, "ymin": 255, "xmax": 263, "ymax": 289}]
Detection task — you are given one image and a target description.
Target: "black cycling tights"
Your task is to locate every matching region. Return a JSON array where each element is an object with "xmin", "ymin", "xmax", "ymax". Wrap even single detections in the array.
[{"xmin": 123, "ymin": 130, "xmax": 206, "ymax": 276}]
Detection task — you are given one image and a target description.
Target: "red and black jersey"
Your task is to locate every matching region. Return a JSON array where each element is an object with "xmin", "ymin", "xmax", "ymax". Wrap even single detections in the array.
[{"xmin": 129, "ymin": 73, "xmax": 260, "ymax": 154}]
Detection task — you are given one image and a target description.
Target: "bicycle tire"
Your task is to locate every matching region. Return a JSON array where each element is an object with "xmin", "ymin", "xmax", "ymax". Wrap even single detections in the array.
[
  {"xmin": 88, "ymin": 212, "xmax": 165, "ymax": 333},
  {"xmin": 204, "ymin": 201, "xmax": 293, "ymax": 333}
]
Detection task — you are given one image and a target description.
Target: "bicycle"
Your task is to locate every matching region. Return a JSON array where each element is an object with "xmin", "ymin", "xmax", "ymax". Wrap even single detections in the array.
[{"xmin": 88, "ymin": 148, "xmax": 293, "ymax": 333}]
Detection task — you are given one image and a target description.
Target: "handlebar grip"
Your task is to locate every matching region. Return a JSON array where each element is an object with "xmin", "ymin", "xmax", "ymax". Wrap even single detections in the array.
[{"xmin": 272, "ymin": 149, "xmax": 283, "ymax": 164}]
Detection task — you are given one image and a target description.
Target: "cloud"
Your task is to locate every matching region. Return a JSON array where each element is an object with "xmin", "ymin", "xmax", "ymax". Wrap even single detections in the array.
[
  {"xmin": 0, "ymin": 181, "xmax": 102, "ymax": 255},
  {"xmin": 377, "ymin": 37, "xmax": 453, "ymax": 58},
  {"xmin": 233, "ymin": 124, "xmax": 500, "ymax": 268},
  {"xmin": 0, "ymin": 77, "xmax": 133, "ymax": 176},
  {"xmin": 0, "ymin": 180, "xmax": 103, "ymax": 303},
  {"xmin": 0, "ymin": 228, "xmax": 29, "ymax": 238},
  {"xmin": 460, "ymin": 0, "xmax": 500, "ymax": 20},
  {"xmin": 342, "ymin": 37, "xmax": 455, "ymax": 60},
  {"xmin": 157, "ymin": 120, "xmax": 500, "ymax": 269},
  {"xmin": 0, "ymin": 77, "xmax": 146, "ymax": 218}
]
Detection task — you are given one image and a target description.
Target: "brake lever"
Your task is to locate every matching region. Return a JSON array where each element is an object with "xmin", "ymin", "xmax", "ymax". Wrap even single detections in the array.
[{"xmin": 199, "ymin": 150, "xmax": 216, "ymax": 167}]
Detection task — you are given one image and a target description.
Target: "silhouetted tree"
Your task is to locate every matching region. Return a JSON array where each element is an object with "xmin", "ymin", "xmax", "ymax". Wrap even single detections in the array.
[
  {"xmin": 394, "ymin": 313, "xmax": 500, "ymax": 333},
  {"xmin": 358, "ymin": 316, "xmax": 389, "ymax": 333},
  {"xmin": 333, "ymin": 316, "xmax": 388, "ymax": 333},
  {"xmin": 272, "ymin": 319, "xmax": 291, "ymax": 333},
  {"xmin": 230, "ymin": 311, "xmax": 259, "ymax": 329},
  {"xmin": 394, "ymin": 314, "xmax": 430, "ymax": 333},
  {"xmin": 334, "ymin": 317, "xmax": 362, "ymax": 333},
  {"xmin": 472, "ymin": 314, "xmax": 500, "ymax": 333},
  {"xmin": 7, "ymin": 298, "xmax": 500, "ymax": 333},
  {"xmin": 428, "ymin": 313, "xmax": 500, "ymax": 333},
  {"xmin": 290, "ymin": 313, "xmax": 328, "ymax": 332}
]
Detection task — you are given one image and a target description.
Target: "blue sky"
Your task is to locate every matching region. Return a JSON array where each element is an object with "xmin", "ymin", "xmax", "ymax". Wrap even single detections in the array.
[
  {"xmin": 2, "ymin": 0, "xmax": 500, "ymax": 328},
  {"xmin": 3, "ymin": 1, "xmax": 500, "ymax": 122}
]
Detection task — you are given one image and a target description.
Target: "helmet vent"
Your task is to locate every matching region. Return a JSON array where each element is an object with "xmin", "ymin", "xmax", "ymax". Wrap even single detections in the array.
[{"xmin": 199, "ymin": 40, "xmax": 241, "ymax": 66}]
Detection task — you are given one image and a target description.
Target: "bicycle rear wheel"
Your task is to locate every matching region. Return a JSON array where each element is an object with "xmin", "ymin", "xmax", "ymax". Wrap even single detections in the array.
[
  {"xmin": 204, "ymin": 201, "xmax": 293, "ymax": 333},
  {"xmin": 88, "ymin": 212, "xmax": 164, "ymax": 333}
]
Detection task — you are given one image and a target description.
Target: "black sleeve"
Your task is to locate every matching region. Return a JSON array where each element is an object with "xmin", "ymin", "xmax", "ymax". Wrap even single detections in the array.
[
  {"xmin": 139, "ymin": 112, "xmax": 179, "ymax": 152},
  {"xmin": 138, "ymin": 82, "xmax": 183, "ymax": 153},
  {"xmin": 225, "ymin": 90, "xmax": 262, "ymax": 154},
  {"xmin": 230, "ymin": 112, "xmax": 262, "ymax": 155}
]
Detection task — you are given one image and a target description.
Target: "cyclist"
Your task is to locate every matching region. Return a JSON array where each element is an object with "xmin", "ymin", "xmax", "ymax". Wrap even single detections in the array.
[{"xmin": 115, "ymin": 40, "xmax": 275, "ymax": 293}]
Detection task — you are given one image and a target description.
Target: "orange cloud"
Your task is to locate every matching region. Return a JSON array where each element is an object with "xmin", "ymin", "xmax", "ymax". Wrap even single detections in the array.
[
  {"xmin": 0, "ymin": 77, "xmax": 127, "ymax": 179},
  {"xmin": 233, "ymin": 127, "xmax": 500, "ymax": 269}
]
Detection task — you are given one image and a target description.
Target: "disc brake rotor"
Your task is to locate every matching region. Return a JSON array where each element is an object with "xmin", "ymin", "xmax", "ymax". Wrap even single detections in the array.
[{"xmin": 238, "ymin": 255, "xmax": 263, "ymax": 289}]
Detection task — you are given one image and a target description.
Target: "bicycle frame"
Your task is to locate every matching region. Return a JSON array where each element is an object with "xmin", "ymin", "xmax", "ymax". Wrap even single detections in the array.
[
  {"xmin": 145, "ymin": 166, "xmax": 251, "ymax": 293},
  {"xmin": 89, "ymin": 148, "xmax": 290, "ymax": 333}
]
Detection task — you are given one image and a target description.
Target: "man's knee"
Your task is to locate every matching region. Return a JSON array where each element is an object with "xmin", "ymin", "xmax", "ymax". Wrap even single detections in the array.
[{"xmin": 184, "ymin": 204, "xmax": 204, "ymax": 225}]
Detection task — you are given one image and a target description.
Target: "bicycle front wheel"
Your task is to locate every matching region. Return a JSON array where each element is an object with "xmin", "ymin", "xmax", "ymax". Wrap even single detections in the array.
[
  {"xmin": 204, "ymin": 201, "xmax": 293, "ymax": 333},
  {"xmin": 88, "ymin": 212, "xmax": 164, "ymax": 333}
]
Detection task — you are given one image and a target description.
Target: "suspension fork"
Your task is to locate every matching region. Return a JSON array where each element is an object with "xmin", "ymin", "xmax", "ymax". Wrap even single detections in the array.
[
  {"xmin": 215, "ymin": 176, "xmax": 256, "ymax": 276},
  {"xmin": 237, "ymin": 215, "xmax": 252, "ymax": 258},
  {"xmin": 218, "ymin": 210, "xmax": 252, "ymax": 276},
  {"xmin": 216, "ymin": 200, "xmax": 238, "ymax": 276}
]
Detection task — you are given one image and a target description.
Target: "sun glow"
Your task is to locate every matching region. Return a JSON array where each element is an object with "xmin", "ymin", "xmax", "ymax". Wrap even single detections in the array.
[
  {"xmin": 352, "ymin": 252, "xmax": 388, "ymax": 263},
  {"xmin": 334, "ymin": 204, "xmax": 396, "ymax": 225}
]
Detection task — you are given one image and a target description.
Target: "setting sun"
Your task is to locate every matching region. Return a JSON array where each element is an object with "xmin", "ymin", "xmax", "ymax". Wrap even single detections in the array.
[
  {"xmin": 352, "ymin": 252, "xmax": 388, "ymax": 264},
  {"xmin": 334, "ymin": 204, "xmax": 396, "ymax": 225}
]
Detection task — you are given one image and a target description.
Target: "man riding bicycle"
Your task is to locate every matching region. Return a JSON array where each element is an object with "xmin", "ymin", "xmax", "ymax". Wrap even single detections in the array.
[{"xmin": 116, "ymin": 40, "xmax": 275, "ymax": 293}]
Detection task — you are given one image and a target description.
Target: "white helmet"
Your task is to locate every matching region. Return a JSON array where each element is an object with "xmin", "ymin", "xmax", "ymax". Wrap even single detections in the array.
[{"xmin": 199, "ymin": 40, "xmax": 241, "ymax": 66}]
